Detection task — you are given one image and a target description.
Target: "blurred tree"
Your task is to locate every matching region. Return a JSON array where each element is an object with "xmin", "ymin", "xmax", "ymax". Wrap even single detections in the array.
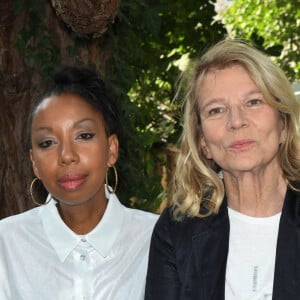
[
  {"xmin": 107, "ymin": 0, "xmax": 226, "ymax": 211},
  {"xmin": 0, "ymin": 0, "xmax": 226, "ymax": 218},
  {"xmin": 218, "ymin": 0, "xmax": 300, "ymax": 81}
]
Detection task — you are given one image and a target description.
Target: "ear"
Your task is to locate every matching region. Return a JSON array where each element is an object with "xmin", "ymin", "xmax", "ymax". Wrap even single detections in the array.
[
  {"xmin": 200, "ymin": 135, "xmax": 212, "ymax": 159},
  {"xmin": 107, "ymin": 134, "xmax": 119, "ymax": 167},
  {"xmin": 30, "ymin": 149, "xmax": 40, "ymax": 178}
]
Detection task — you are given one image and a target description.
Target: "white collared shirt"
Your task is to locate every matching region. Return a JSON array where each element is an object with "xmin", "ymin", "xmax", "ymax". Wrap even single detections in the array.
[{"xmin": 0, "ymin": 192, "xmax": 158, "ymax": 300}]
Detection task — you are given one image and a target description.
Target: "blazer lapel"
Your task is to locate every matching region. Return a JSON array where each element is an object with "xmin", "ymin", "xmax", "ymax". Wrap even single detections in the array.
[
  {"xmin": 187, "ymin": 200, "xmax": 229, "ymax": 300},
  {"xmin": 273, "ymin": 185, "xmax": 300, "ymax": 299}
]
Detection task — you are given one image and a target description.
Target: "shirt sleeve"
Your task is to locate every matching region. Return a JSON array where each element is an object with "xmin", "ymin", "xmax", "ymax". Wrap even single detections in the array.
[{"xmin": 145, "ymin": 209, "xmax": 180, "ymax": 300}]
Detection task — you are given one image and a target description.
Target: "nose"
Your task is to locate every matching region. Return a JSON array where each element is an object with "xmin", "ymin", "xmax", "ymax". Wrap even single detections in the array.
[
  {"xmin": 226, "ymin": 106, "xmax": 248, "ymax": 130},
  {"xmin": 58, "ymin": 141, "xmax": 79, "ymax": 165}
]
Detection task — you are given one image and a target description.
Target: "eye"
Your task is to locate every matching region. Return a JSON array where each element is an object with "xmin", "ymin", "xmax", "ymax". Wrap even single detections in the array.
[
  {"xmin": 38, "ymin": 140, "xmax": 54, "ymax": 148},
  {"xmin": 245, "ymin": 99, "xmax": 263, "ymax": 107},
  {"xmin": 204, "ymin": 106, "xmax": 227, "ymax": 119},
  {"xmin": 208, "ymin": 107, "xmax": 226, "ymax": 115},
  {"xmin": 77, "ymin": 133, "xmax": 95, "ymax": 140}
]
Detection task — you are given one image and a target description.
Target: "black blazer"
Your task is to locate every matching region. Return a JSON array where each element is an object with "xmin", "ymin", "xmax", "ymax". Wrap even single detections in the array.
[{"xmin": 145, "ymin": 185, "xmax": 300, "ymax": 300}]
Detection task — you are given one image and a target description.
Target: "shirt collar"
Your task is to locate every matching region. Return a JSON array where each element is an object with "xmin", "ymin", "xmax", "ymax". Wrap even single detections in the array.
[
  {"xmin": 85, "ymin": 190, "xmax": 124, "ymax": 258},
  {"xmin": 40, "ymin": 191, "xmax": 125, "ymax": 262}
]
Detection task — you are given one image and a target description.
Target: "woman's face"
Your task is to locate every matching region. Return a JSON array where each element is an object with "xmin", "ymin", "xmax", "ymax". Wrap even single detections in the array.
[
  {"xmin": 30, "ymin": 93, "xmax": 118, "ymax": 206},
  {"xmin": 198, "ymin": 64, "xmax": 286, "ymax": 176}
]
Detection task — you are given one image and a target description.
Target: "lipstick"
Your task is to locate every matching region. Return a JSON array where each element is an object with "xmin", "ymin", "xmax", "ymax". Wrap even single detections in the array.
[
  {"xmin": 58, "ymin": 173, "xmax": 86, "ymax": 191},
  {"xmin": 229, "ymin": 140, "xmax": 254, "ymax": 151}
]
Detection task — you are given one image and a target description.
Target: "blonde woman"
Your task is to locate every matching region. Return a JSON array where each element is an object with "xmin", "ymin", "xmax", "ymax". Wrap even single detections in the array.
[{"xmin": 145, "ymin": 39, "xmax": 300, "ymax": 300}]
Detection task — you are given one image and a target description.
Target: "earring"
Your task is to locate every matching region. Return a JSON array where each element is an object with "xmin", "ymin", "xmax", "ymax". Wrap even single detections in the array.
[
  {"xmin": 105, "ymin": 165, "xmax": 118, "ymax": 194},
  {"xmin": 30, "ymin": 178, "xmax": 51, "ymax": 206}
]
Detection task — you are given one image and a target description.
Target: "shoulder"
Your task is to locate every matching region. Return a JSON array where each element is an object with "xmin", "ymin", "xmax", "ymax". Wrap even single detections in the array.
[
  {"xmin": 122, "ymin": 205, "xmax": 159, "ymax": 229},
  {"xmin": 0, "ymin": 207, "xmax": 42, "ymax": 238},
  {"xmin": 112, "ymin": 205, "xmax": 159, "ymax": 253},
  {"xmin": 108, "ymin": 192, "xmax": 158, "ymax": 225},
  {"xmin": 155, "ymin": 206, "xmax": 205, "ymax": 230},
  {"xmin": 285, "ymin": 182, "xmax": 300, "ymax": 203},
  {"xmin": 154, "ymin": 205, "xmax": 229, "ymax": 247},
  {"xmin": 107, "ymin": 194, "xmax": 159, "ymax": 243},
  {"xmin": 153, "ymin": 207, "xmax": 206, "ymax": 245},
  {"xmin": 282, "ymin": 182, "xmax": 300, "ymax": 219}
]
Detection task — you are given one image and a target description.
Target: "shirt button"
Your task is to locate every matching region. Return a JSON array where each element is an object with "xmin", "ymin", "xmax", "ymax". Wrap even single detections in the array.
[
  {"xmin": 80, "ymin": 254, "xmax": 86, "ymax": 261},
  {"xmin": 81, "ymin": 238, "xmax": 87, "ymax": 242}
]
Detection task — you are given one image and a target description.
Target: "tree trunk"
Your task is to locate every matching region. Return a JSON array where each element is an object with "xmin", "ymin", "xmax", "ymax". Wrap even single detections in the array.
[{"xmin": 0, "ymin": 0, "xmax": 119, "ymax": 218}]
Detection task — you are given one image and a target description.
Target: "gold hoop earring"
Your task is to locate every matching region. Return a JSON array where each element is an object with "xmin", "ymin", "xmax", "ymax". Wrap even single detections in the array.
[
  {"xmin": 30, "ymin": 178, "xmax": 50, "ymax": 206},
  {"xmin": 105, "ymin": 165, "xmax": 118, "ymax": 194}
]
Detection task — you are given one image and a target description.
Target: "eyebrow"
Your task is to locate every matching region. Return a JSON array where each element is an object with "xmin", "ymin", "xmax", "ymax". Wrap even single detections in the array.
[
  {"xmin": 33, "ymin": 118, "xmax": 97, "ymax": 132},
  {"xmin": 243, "ymin": 90, "xmax": 263, "ymax": 98},
  {"xmin": 73, "ymin": 118, "xmax": 96, "ymax": 127}
]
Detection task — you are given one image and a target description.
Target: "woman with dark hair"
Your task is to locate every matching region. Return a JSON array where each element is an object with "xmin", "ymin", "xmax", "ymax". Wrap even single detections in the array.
[
  {"xmin": 0, "ymin": 66, "xmax": 158, "ymax": 300},
  {"xmin": 145, "ymin": 39, "xmax": 300, "ymax": 299}
]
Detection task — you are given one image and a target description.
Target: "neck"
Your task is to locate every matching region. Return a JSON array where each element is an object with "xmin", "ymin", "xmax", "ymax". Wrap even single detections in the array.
[
  {"xmin": 223, "ymin": 168, "xmax": 287, "ymax": 217},
  {"xmin": 57, "ymin": 197, "xmax": 108, "ymax": 235}
]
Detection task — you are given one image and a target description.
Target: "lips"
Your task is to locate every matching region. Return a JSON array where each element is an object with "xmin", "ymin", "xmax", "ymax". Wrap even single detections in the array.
[
  {"xmin": 58, "ymin": 173, "xmax": 87, "ymax": 191},
  {"xmin": 228, "ymin": 140, "xmax": 255, "ymax": 151}
]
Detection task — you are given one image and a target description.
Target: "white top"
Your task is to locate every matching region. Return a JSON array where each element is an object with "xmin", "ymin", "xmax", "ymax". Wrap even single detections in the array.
[
  {"xmin": 225, "ymin": 208, "xmax": 281, "ymax": 300},
  {"xmin": 0, "ymin": 192, "xmax": 158, "ymax": 300}
]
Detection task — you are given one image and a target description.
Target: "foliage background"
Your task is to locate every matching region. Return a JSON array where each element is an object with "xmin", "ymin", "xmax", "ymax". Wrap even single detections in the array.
[
  {"xmin": 1, "ymin": 0, "xmax": 299, "ymax": 217},
  {"xmin": 12, "ymin": 0, "xmax": 226, "ymax": 212},
  {"xmin": 220, "ymin": 0, "xmax": 300, "ymax": 81},
  {"xmin": 108, "ymin": 0, "xmax": 225, "ymax": 211}
]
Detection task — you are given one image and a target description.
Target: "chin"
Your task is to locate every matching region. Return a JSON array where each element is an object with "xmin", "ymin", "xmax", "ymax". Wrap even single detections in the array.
[{"xmin": 224, "ymin": 163, "xmax": 262, "ymax": 174}]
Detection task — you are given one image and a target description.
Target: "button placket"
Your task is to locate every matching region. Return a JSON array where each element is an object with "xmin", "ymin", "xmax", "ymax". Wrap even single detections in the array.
[{"xmin": 73, "ymin": 238, "xmax": 92, "ymax": 300}]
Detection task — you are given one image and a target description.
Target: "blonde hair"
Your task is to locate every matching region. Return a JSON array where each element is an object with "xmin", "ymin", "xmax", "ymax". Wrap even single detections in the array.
[{"xmin": 171, "ymin": 39, "xmax": 300, "ymax": 220}]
